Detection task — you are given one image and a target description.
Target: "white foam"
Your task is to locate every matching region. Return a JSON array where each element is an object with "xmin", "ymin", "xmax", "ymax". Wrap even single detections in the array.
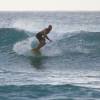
[
  {"xmin": 13, "ymin": 35, "xmax": 62, "ymax": 57},
  {"xmin": 13, "ymin": 37, "xmax": 38, "ymax": 56}
]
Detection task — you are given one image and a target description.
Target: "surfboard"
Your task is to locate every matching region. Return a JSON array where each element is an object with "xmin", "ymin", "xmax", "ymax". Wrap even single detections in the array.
[{"xmin": 31, "ymin": 37, "xmax": 41, "ymax": 52}]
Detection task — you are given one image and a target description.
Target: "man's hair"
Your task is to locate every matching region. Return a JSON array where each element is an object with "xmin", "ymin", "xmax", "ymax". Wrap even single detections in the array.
[{"xmin": 48, "ymin": 25, "xmax": 52, "ymax": 29}]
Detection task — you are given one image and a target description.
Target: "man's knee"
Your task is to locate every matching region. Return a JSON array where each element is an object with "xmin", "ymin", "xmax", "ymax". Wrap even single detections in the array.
[
  {"xmin": 41, "ymin": 42, "xmax": 46, "ymax": 46},
  {"xmin": 41, "ymin": 40, "xmax": 45, "ymax": 45}
]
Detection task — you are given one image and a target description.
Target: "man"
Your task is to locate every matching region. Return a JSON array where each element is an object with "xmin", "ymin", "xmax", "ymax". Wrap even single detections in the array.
[{"xmin": 33, "ymin": 25, "xmax": 52, "ymax": 51}]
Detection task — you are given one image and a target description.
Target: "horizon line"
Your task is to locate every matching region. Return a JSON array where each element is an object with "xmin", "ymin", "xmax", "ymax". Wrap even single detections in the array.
[{"xmin": 0, "ymin": 10, "xmax": 100, "ymax": 12}]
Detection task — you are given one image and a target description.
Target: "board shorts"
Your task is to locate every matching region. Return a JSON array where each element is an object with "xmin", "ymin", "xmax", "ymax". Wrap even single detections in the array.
[{"xmin": 36, "ymin": 33, "xmax": 45, "ymax": 44}]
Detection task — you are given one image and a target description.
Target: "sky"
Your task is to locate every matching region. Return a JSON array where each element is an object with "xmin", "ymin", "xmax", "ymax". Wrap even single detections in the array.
[{"xmin": 0, "ymin": 0, "xmax": 100, "ymax": 11}]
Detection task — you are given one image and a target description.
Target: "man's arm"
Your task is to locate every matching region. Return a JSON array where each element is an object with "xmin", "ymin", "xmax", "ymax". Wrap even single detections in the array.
[
  {"xmin": 42, "ymin": 29, "xmax": 52, "ymax": 41},
  {"xmin": 45, "ymin": 35, "xmax": 52, "ymax": 42},
  {"xmin": 46, "ymin": 35, "xmax": 50, "ymax": 40}
]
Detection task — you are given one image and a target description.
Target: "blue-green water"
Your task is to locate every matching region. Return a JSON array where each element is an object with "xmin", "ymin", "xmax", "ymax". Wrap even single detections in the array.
[{"xmin": 0, "ymin": 12, "xmax": 100, "ymax": 100}]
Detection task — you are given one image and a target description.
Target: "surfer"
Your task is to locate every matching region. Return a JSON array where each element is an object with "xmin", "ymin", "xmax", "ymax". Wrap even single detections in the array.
[{"xmin": 32, "ymin": 25, "xmax": 52, "ymax": 51}]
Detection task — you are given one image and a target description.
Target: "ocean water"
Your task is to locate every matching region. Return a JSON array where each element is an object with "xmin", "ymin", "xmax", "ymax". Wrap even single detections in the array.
[{"xmin": 0, "ymin": 11, "xmax": 100, "ymax": 100}]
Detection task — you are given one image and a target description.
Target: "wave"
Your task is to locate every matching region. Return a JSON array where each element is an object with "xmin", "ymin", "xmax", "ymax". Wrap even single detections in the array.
[
  {"xmin": 0, "ymin": 84, "xmax": 100, "ymax": 100},
  {"xmin": 1, "ymin": 28, "xmax": 100, "ymax": 57},
  {"xmin": 0, "ymin": 28, "xmax": 28, "ymax": 47},
  {"xmin": 58, "ymin": 31, "xmax": 100, "ymax": 55}
]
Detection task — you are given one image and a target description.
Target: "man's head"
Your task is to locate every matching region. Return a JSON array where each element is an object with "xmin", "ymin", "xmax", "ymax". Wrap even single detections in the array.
[{"xmin": 48, "ymin": 25, "xmax": 52, "ymax": 30}]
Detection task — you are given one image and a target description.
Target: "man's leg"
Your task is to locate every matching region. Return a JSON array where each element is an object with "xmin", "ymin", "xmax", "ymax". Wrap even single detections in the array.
[
  {"xmin": 32, "ymin": 41, "xmax": 45, "ymax": 51},
  {"xmin": 36, "ymin": 42, "xmax": 46, "ymax": 50}
]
